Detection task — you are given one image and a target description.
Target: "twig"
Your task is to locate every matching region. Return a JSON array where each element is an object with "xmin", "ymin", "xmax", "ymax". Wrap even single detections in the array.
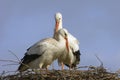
[
  {"xmin": 0, "ymin": 70, "xmax": 18, "ymax": 75},
  {"xmin": 2, "ymin": 63, "xmax": 19, "ymax": 66},
  {"xmin": 76, "ymin": 66, "xmax": 90, "ymax": 69},
  {"xmin": 0, "ymin": 71, "xmax": 6, "ymax": 76},
  {"xmin": 0, "ymin": 59, "xmax": 19, "ymax": 63},
  {"xmin": 95, "ymin": 54, "xmax": 103, "ymax": 67},
  {"xmin": 8, "ymin": 50, "xmax": 21, "ymax": 62},
  {"xmin": 8, "ymin": 50, "xmax": 30, "ymax": 69}
]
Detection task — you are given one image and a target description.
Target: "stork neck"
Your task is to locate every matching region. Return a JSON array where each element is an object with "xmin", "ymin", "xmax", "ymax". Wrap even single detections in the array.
[
  {"xmin": 57, "ymin": 35, "xmax": 66, "ymax": 50},
  {"xmin": 57, "ymin": 34, "xmax": 65, "ymax": 42}
]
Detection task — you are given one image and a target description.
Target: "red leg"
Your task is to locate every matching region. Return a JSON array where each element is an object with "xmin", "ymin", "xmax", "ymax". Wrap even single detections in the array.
[{"xmin": 61, "ymin": 62, "xmax": 64, "ymax": 70}]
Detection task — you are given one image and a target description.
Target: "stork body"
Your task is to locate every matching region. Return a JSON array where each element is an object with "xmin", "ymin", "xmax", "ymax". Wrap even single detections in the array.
[
  {"xmin": 54, "ymin": 12, "xmax": 81, "ymax": 69},
  {"xmin": 18, "ymin": 29, "xmax": 69, "ymax": 72}
]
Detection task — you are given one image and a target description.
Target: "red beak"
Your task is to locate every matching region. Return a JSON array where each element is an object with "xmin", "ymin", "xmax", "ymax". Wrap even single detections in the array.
[
  {"xmin": 55, "ymin": 20, "xmax": 59, "ymax": 32},
  {"xmin": 65, "ymin": 37, "xmax": 69, "ymax": 53}
]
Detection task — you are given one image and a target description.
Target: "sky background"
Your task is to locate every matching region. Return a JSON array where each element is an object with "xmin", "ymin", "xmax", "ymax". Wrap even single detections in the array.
[{"xmin": 0, "ymin": 0, "xmax": 120, "ymax": 73}]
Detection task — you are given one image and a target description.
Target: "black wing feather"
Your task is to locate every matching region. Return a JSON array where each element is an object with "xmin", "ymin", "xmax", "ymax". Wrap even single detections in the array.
[
  {"xmin": 65, "ymin": 50, "xmax": 81, "ymax": 68},
  {"xmin": 21, "ymin": 54, "xmax": 41, "ymax": 64},
  {"xmin": 18, "ymin": 53, "xmax": 41, "ymax": 71}
]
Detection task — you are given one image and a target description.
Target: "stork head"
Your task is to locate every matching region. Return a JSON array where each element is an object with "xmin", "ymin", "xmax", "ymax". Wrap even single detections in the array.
[
  {"xmin": 58, "ymin": 28, "xmax": 69, "ymax": 53},
  {"xmin": 55, "ymin": 12, "xmax": 63, "ymax": 32}
]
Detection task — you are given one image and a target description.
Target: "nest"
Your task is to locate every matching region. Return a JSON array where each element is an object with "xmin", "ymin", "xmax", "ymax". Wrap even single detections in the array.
[{"xmin": 1, "ymin": 66, "xmax": 120, "ymax": 80}]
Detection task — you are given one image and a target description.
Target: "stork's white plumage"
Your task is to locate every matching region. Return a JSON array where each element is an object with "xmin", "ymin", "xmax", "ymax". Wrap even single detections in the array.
[
  {"xmin": 18, "ymin": 29, "xmax": 69, "ymax": 72},
  {"xmin": 54, "ymin": 12, "xmax": 81, "ymax": 69}
]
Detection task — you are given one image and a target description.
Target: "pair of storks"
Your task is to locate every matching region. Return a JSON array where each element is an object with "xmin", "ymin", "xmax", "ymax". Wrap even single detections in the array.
[{"xmin": 18, "ymin": 13, "xmax": 81, "ymax": 72}]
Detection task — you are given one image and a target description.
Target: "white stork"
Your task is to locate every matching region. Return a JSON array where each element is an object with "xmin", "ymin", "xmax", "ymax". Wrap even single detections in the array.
[
  {"xmin": 54, "ymin": 12, "xmax": 81, "ymax": 69},
  {"xmin": 18, "ymin": 29, "xmax": 69, "ymax": 72}
]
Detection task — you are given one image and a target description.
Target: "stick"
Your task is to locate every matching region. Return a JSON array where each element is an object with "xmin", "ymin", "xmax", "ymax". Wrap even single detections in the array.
[
  {"xmin": 2, "ymin": 63, "xmax": 18, "ymax": 66},
  {"xmin": 0, "ymin": 59, "xmax": 19, "ymax": 63},
  {"xmin": 8, "ymin": 50, "xmax": 21, "ymax": 62},
  {"xmin": 8, "ymin": 50, "xmax": 27, "ymax": 67},
  {"xmin": 95, "ymin": 54, "xmax": 103, "ymax": 67},
  {"xmin": 76, "ymin": 66, "xmax": 90, "ymax": 69}
]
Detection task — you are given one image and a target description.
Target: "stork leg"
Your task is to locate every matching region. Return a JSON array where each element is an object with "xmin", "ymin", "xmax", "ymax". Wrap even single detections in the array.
[
  {"xmin": 61, "ymin": 62, "xmax": 64, "ymax": 70},
  {"xmin": 46, "ymin": 65, "xmax": 50, "ymax": 71},
  {"xmin": 69, "ymin": 60, "xmax": 72, "ymax": 70},
  {"xmin": 45, "ymin": 65, "xmax": 50, "ymax": 74},
  {"xmin": 39, "ymin": 63, "xmax": 43, "ymax": 73}
]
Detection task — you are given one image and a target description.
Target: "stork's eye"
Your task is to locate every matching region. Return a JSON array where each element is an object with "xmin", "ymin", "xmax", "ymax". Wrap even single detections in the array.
[
  {"xmin": 59, "ymin": 18, "xmax": 61, "ymax": 20},
  {"xmin": 65, "ymin": 33, "xmax": 67, "ymax": 36}
]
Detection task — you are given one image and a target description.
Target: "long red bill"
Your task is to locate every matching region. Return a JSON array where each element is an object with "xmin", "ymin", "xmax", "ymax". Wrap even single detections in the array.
[
  {"xmin": 55, "ymin": 20, "xmax": 59, "ymax": 32},
  {"xmin": 65, "ymin": 37, "xmax": 69, "ymax": 53}
]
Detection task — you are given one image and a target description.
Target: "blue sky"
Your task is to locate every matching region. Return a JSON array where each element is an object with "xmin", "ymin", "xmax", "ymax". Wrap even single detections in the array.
[{"xmin": 0, "ymin": 0, "xmax": 120, "ymax": 72}]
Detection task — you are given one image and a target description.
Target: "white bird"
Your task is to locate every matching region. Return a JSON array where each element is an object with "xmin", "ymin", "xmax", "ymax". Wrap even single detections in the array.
[
  {"xmin": 18, "ymin": 29, "xmax": 69, "ymax": 72},
  {"xmin": 54, "ymin": 12, "xmax": 81, "ymax": 69}
]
